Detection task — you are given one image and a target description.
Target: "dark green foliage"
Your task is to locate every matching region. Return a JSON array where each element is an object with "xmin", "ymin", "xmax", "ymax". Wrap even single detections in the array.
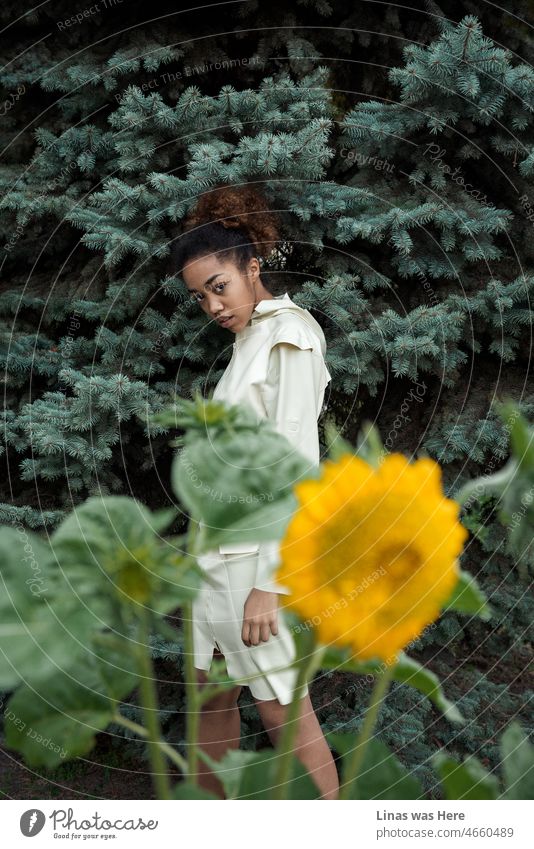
[
  {"xmin": 1, "ymin": 3, "xmax": 533, "ymax": 530},
  {"xmin": 318, "ymin": 671, "xmax": 533, "ymax": 800},
  {"xmin": 0, "ymin": 0, "xmax": 532, "ymax": 797}
]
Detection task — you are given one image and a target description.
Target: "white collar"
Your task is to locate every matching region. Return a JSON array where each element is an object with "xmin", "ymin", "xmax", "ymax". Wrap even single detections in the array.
[{"xmin": 250, "ymin": 292, "xmax": 290, "ymax": 315}]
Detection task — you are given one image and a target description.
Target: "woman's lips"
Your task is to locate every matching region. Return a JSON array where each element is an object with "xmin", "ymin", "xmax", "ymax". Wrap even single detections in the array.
[{"xmin": 219, "ymin": 316, "xmax": 234, "ymax": 327}]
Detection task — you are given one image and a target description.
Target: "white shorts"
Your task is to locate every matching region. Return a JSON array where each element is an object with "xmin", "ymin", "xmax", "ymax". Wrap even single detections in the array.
[{"xmin": 192, "ymin": 548, "xmax": 308, "ymax": 705}]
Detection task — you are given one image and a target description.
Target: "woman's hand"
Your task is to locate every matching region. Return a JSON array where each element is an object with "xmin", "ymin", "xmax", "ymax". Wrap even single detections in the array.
[{"xmin": 242, "ymin": 588, "xmax": 280, "ymax": 646}]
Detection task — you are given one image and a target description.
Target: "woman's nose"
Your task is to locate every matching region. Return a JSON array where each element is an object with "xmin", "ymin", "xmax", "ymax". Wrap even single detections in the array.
[{"xmin": 207, "ymin": 298, "xmax": 224, "ymax": 317}]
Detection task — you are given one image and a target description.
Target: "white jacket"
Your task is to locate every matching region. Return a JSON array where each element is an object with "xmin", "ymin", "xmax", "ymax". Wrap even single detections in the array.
[{"xmin": 204, "ymin": 292, "xmax": 332, "ymax": 593}]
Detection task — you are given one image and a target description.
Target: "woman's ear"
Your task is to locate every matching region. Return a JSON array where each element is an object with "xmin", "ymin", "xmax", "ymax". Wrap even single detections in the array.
[{"xmin": 248, "ymin": 256, "xmax": 261, "ymax": 281}]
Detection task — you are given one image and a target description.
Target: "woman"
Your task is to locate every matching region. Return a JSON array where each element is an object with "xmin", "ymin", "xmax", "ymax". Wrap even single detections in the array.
[{"xmin": 172, "ymin": 184, "xmax": 339, "ymax": 800}]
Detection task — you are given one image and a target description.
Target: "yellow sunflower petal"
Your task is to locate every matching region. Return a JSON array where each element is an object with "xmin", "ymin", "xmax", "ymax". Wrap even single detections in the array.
[{"xmin": 279, "ymin": 452, "xmax": 469, "ymax": 660}]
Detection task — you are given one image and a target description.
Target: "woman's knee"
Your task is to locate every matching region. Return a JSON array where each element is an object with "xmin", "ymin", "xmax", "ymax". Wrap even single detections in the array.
[
  {"xmin": 255, "ymin": 693, "xmax": 314, "ymax": 738},
  {"xmin": 194, "ymin": 668, "xmax": 242, "ymax": 710},
  {"xmin": 201, "ymin": 684, "xmax": 242, "ymax": 712}
]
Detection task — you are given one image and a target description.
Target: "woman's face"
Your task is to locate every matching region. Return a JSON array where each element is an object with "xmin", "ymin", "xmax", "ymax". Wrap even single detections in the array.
[{"xmin": 182, "ymin": 253, "xmax": 262, "ymax": 333}]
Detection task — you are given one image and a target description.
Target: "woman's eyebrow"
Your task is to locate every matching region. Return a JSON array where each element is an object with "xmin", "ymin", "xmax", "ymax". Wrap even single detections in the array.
[{"xmin": 187, "ymin": 273, "xmax": 224, "ymax": 293}]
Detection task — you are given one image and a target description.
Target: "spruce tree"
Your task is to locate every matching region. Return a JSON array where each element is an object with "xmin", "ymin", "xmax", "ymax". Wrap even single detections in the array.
[
  {"xmin": 0, "ymin": 0, "xmax": 533, "ymax": 796},
  {"xmin": 2, "ymin": 7, "xmax": 532, "ymax": 530}
]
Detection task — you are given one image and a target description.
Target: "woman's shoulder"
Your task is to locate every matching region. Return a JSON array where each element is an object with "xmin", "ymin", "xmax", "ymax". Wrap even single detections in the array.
[{"xmin": 264, "ymin": 311, "xmax": 322, "ymax": 353}]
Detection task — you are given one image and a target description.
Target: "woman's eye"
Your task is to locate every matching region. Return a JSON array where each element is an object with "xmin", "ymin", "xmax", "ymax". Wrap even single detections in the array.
[{"xmin": 189, "ymin": 282, "xmax": 227, "ymax": 304}]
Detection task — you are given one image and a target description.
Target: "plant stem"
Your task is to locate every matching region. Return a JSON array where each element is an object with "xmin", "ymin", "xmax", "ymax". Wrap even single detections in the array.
[
  {"xmin": 272, "ymin": 643, "xmax": 325, "ymax": 800},
  {"xmin": 339, "ymin": 659, "xmax": 396, "ymax": 800},
  {"xmin": 136, "ymin": 605, "xmax": 173, "ymax": 799},
  {"xmin": 113, "ymin": 713, "xmax": 188, "ymax": 773},
  {"xmin": 181, "ymin": 517, "xmax": 206, "ymax": 786},
  {"xmin": 182, "ymin": 596, "xmax": 201, "ymax": 785}
]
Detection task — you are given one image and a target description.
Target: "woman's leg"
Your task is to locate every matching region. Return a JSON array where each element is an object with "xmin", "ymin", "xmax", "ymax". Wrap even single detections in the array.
[
  {"xmin": 253, "ymin": 693, "xmax": 339, "ymax": 799},
  {"xmin": 192, "ymin": 651, "xmax": 242, "ymax": 798}
]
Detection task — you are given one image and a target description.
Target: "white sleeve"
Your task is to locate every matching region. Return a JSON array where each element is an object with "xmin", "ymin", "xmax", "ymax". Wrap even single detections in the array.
[
  {"xmin": 252, "ymin": 341, "xmax": 323, "ymax": 594},
  {"xmin": 260, "ymin": 341, "xmax": 322, "ymax": 468}
]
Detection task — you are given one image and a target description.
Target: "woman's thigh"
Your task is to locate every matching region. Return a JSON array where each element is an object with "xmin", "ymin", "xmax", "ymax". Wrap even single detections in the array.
[
  {"xmin": 194, "ymin": 648, "xmax": 225, "ymax": 684},
  {"xmin": 194, "ymin": 650, "xmax": 242, "ymax": 707},
  {"xmin": 253, "ymin": 692, "xmax": 318, "ymax": 740}
]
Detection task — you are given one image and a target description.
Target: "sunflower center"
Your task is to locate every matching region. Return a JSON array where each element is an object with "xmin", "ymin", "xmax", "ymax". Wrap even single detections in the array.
[{"xmin": 379, "ymin": 542, "xmax": 422, "ymax": 585}]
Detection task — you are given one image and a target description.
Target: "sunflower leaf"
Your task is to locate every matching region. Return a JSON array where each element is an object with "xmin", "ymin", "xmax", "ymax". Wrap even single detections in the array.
[
  {"xmin": 431, "ymin": 751, "xmax": 500, "ymax": 799},
  {"xmin": 500, "ymin": 720, "xmax": 534, "ymax": 800},
  {"xmin": 172, "ymin": 399, "xmax": 317, "ymax": 551},
  {"xmin": 391, "ymin": 652, "xmax": 465, "ymax": 725},
  {"xmin": 326, "ymin": 734, "xmax": 424, "ymax": 799},
  {"xmin": 323, "ymin": 417, "xmax": 355, "ymax": 460},
  {"xmin": 319, "ymin": 646, "xmax": 464, "ymax": 725},
  {"xmin": 440, "ymin": 568, "xmax": 493, "ymax": 620}
]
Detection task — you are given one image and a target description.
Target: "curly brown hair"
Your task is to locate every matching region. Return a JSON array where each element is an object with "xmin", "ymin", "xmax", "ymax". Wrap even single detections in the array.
[
  {"xmin": 171, "ymin": 183, "xmax": 280, "ymax": 276},
  {"xmin": 184, "ymin": 183, "xmax": 280, "ymax": 259}
]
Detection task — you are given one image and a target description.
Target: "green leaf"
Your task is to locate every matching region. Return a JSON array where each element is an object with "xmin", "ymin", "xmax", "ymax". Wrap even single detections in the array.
[
  {"xmin": 0, "ymin": 526, "xmax": 61, "ymax": 600},
  {"xmin": 501, "ymin": 720, "xmax": 534, "ymax": 800},
  {"xmin": 50, "ymin": 495, "xmax": 162, "ymax": 572},
  {"xmin": 50, "ymin": 495, "xmax": 201, "ymax": 611},
  {"xmin": 149, "ymin": 548, "xmax": 204, "ymax": 613},
  {"xmin": 172, "ymin": 407, "xmax": 316, "ymax": 552},
  {"xmin": 0, "ymin": 527, "xmax": 97, "ymax": 689},
  {"xmin": 387, "ymin": 653, "xmax": 465, "ymax": 725},
  {"xmin": 90, "ymin": 632, "xmax": 141, "ymax": 696},
  {"xmin": 354, "ymin": 420, "xmax": 385, "ymax": 468},
  {"xmin": 456, "ymin": 402, "xmax": 534, "ymax": 576},
  {"xmin": 455, "ymin": 457, "xmax": 516, "ymax": 507},
  {"xmin": 327, "ymin": 734, "xmax": 424, "ymax": 799},
  {"xmin": 432, "ymin": 751, "xmax": 500, "ymax": 799},
  {"xmin": 502, "ymin": 402, "xmax": 534, "ymax": 468},
  {"xmin": 193, "ymin": 494, "xmax": 300, "ymax": 553},
  {"xmin": 319, "ymin": 646, "xmax": 464, "ymax": 725},
  {"xmin": 200, "ymin": 746, "xmax": 321, "ymax": 799},
  {"xmin": 441, "ymin": 569, "xmax": 492, "ymax": 620},
  {"xmin": 323, "ymin": 417, "xmax": 356, "ymax": 461},
  {"xmin": 147, "ymin": 506, "xmax": 179, "ymax": 534},
  {"xmin": 4, "ymin": 640, "xmax": 138, "ymax": 768},
  {"xmin": 0, "ymin": 599, "xmax": 97, "ymax": 690},
  {"xmin": 236, "ymin": 750, "xmax": 321, "ymax": 799},
  {"xmin": 171, "ymin": 783, "xmax": 220, "ymax": 799},
  {"xmin": 198, "ymin": 749, "xmax": 259, "ymax": 800}
]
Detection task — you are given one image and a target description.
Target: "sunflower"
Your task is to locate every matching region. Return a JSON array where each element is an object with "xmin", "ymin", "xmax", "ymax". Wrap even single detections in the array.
[{"xmin": 276, "ymin": 452, "xmax": 469, "ymax": 660}]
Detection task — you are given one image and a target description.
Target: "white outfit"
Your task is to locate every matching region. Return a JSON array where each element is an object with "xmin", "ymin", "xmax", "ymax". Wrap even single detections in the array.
[{"xmin": 192, "ymin": 292, "xmax": 332, "ymax": 704}]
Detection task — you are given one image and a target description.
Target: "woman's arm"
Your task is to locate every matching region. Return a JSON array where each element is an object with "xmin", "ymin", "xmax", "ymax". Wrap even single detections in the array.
[
  {"xmin": 260, "ymin": 340, "xmax": 323, "ymax": 468},
  {"xmin": 250, "ymin": 340, "xmax": 323, "ymax": 595}
]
